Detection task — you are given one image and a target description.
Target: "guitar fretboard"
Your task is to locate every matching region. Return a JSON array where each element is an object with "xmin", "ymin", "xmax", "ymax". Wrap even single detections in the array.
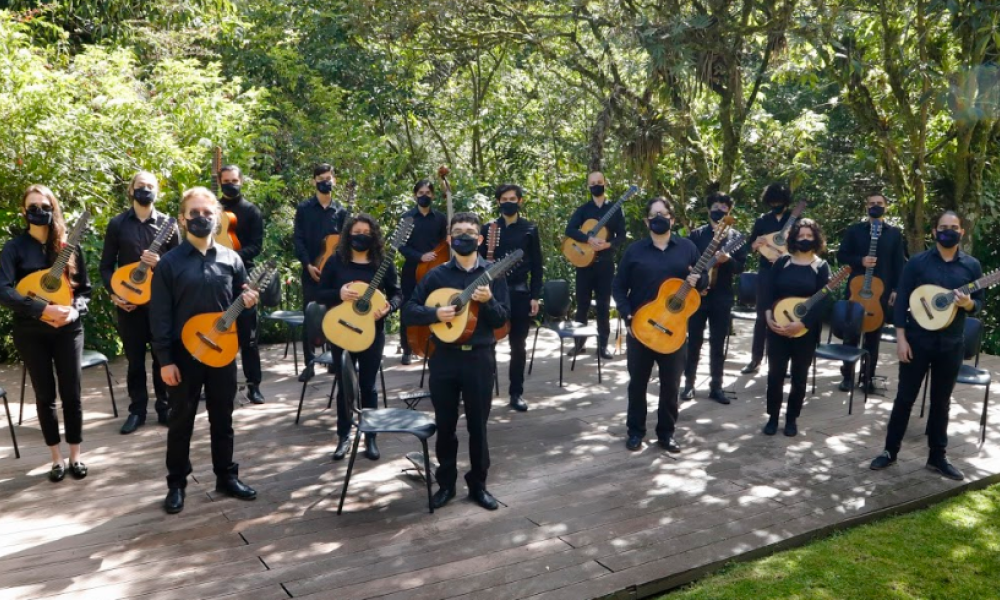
[
  {"xmin": 359, "ymin": 218, "xmax": 414, "ymax": 304},
  {"xmin": 861, "ymin": 221, "xmax": 882, "ymax": 293},
  {"xmin": 217, "ymin": 261, "xmax": 276, "ymax": 331},
  {"xmin": 134, "ymin": 218, "xmax": 177, "ymax": 278},
  {"xmin": 48, "ymin": 211, "xmax": 92, "ymax": 283},
  {"xmin": 455, "ymin": 250, "xmax": 524, "ymax": 308},
  {"xmin": 804, "ymin": 266, "xmax": 851, "ymax": 311},
  {"xmin": 944, "ymin": 268, "xmax": 1000, "ymax": 303},
  {"xmin": 586, "ymin": 185, "xmax": 638, "ymax": 236}
]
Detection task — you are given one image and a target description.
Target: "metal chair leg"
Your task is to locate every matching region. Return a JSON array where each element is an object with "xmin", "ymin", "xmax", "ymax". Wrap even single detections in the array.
[
  {"xmin": 336, "ymin": 430, "xmax": 364, "ymax": 515},
  {"xmin": 861, "ymin": 354, "xmax": 869, "ymax": 406},
  {"xmin": 570, "ymin": 338, "xmax": 579, "ymax": 372},
  {"xmin": 104, "ymin": 362, "xmax": 119, "ymax": 418},
  {"xmin": 19, "ymin": 364, "xmax": 26, "ymax": 426},
  {"xmin": 559, "ymin": 339, "xmax": 564, "ymax": 388},
  {"xmin": 283, "ymin": 338, "xmax": 290, "ymax": 359},
  {"xmin": 811, "ymin": 354, "xmax": 816, "ymax": 395},
  {"xmin": 380, "ymin": 363, "xmax": 388, "ymax": 408},
  {"xmin": 419, "ymin": 338, "xmax": 430, "ymax": 388},
  {"xmin": 421, "ymin": 438, "xmax": 434, "ymax": 514},
  {"xmin": 597, "ymin": 339, "xmax": 602, "ymax": 384},
  {"xmin": 529, "ymin": 327, "xmax": 541, "ymax": 374},
  {"xmin": 980, "ymin": 382, "xmax": 989, "ymax": 448},
  {"xmin": 291, "ymin": 328, "xmax": 299, "ymax": 375},
  {"xmin": 327, "ymin": 374, "xmax": 338, "ymax": 409},
  {"xmin": 3, "ymin": 394, "xmax": 18, "ymax": 459},
  {"xmin": 919, "ymin": 371, "xmax": 930, "ymax": 418},
  {"xmin": 295, "ymin": 376, "xmax": 310, "ymax": 425}
]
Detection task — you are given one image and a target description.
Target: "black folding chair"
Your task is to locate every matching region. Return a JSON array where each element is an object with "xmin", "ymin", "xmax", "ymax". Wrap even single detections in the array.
[
  {"xmin": 812, "ymin": 300, "xmax": 869, "ymax": 414},
  {"xmin": 2, "ymin": 386, "xmax": 18, "ymax": 459},
  {"xmin": 20, "ymin": 349, "xmax": 118, "ymax": 424},
  {"xmin": 725, "ymin": 272, "xmax": 758, "ymax": 359},
  {"xmin": 337, "ymin": 350, "xmax": 437, "ymax": 515},
  {"xmin": 261, "ymin": 278, "xmax": 305, "ymax": 375},
  {"xmin": 528, "ymin": 280, "xmax": 602, "ymax": 387}
]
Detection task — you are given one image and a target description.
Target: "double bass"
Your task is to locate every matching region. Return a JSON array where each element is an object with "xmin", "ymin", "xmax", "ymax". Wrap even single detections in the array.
[{"xmin": 406, "ymin": 166, "xmax": 453, "ymax": 358}]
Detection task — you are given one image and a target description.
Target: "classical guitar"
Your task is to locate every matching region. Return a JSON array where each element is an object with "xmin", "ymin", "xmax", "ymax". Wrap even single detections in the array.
[
  {"xmin": 17, "ymin": 210, "xmax": 91, "ymax": 322},
  {"xmin": 703, "ymin": 231, "xmax": 747, "ymax": 294},
  {"xmin": 562, "ymin": 185, "xmax": 639, "ymax": 268},
  {"xmin": 408, "ymin": 166, "xmax": 453, "ymax": 358},
  {"xmin": 908, "ymin": 268, "xmax": 1000, "ymax": 331},
  {"xmin": 110, "ymin": 217, "xmax": 178, "ymax": 306},
  {"xmin": 631, "ymin": 216, "xmax": 733, "ymax": 354},
  {"xmin": 771, "ymin": 265, "xmax": 852, "ymax": 337},
  {"xmin": 426, "ymin": 249, "xmax": 523, "ymax": 344},
  {"xmin": 485, "ymin": 220, "xmax": 511, "ymax": 341},
  {"xmin": 211, "ymin": 146, "xmax": 241, "ymax": 251},
  {"xmin": 322, "ymin": 217, "xmax": 415, "ymax": 352},
  {"xmin": 314, "ymin": 180, "xmax": 356, "ymax": 274},
  {"xmin": 181, "ymin": 261, "xmax": 278, "ymax": 367},
  {"xmin": 756, "ymin": 200, "xmax": 807, "ymax": 262},
  {"xmin": 847, "ymin": 220, "xmax": 885, "ymax": 333}
]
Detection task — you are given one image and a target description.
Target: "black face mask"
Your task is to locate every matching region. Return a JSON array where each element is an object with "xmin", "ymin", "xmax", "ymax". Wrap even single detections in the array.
[
  {"xmin": 589, "ymin": 184, "xmax": 605, "ymax": 198},
  {"xmin": 868, "ymin": 205, "xmax": 885, "ymax": 219},
  {"xmin": 25, "ymin": 206, "xmax": 54, "ymax": 227},
  {"xmin": 794, "ymin": 238, "xmax": 816, "ymax": 253},
  {"xmin": 648, "ymin": 216, "xmax": 671, "ymax": 235},
  {"xmin": 133, "ymin": 188, "xmax": 156, "ymax": 206},
  {"xmin": 936, "ymin": 229, "xmax": 961, "ymax": 249},
  {"xmin": 500, "ymin": 202, "xmax": 520, "ymax": 216},
  {"xmin": 416, "ymin": 195, "xmax": 432, "ymax": 208},
  {"xmin": 316, "ymin": 180, "xmax": 334, "ymax": 195},
  {"xmin": 350, "ymin": 233, "xmax": 373, "ymax": 252},
  {"xmin": 451, "ymin": 234, "xmax": 479, "ymax": 256},
  {"xmin": 221, "ymin": 183, "xmax": 242, "ymax": 200},
  {"xmin": 710, "ymin": 209, "xmax": 728, "ymax": 223},
  {"xmin": 186, "ymin": 216, "xmax": 215, "ymax": 239},
  {"xmin": 770, "ymin": 203, "xmax": 786, "ymax": 215}
]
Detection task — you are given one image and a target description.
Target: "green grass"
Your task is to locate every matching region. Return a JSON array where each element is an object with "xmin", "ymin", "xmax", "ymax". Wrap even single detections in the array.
[{"xmin": 662, "ymin": 483, "xmax": 1000, "ymax": 600}]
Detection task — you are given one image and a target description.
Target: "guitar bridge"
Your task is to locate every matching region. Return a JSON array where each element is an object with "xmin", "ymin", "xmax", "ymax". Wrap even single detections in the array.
[
  {"xmin": 119, "ymin": 280, "xmax": 142, "ymax": 294},
  {"xmin": 646, "ymin": 319, "xmax": 673, "ymax": 336},
  {"xmin": 920, "ymin": 297, "xmax": 934, "ymax": 320},
  {"xmin": 196, "ymin": 332, "xmax": 223, "ymax": 353},
  {"xmin": 338, "ymin": 319, "xmax": 363, "ymax": 334}
]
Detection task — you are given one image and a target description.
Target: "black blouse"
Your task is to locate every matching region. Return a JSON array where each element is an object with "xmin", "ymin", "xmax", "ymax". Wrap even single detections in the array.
[{"xmin": 0, "ymin": 232, "xmax": 91, "ymax": 324}]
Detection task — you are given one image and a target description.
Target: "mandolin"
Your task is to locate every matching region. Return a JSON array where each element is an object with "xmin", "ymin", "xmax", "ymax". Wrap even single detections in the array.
[
  {"xmin": 847, "ymin": 220, "xmax": 886, "ymax": 333},
  {"xmin": 703, "ymin": 230, "xmax": 747, "ymax": 294},
  {"xmin": 408, "ymin": 166, "xmax": 453, "ymax": 358},
  {"xmin": 314, "ymin": 180, "xmax": 356, "ymax": 274},
  {"xmin": 426, "ymin": 249, "xmax": 523, "ymax": 344},
  {"xmin": 771, "ymin": 265, "xmax": 852, "ymax": 337},
  {"xmin": 562, "ymin": 185, "xmax": 639, "ymax": 268},
  {"xmin": 908, "ymin": 268, "xmax": 1000, "ymax": 331},
  {"xmin": 111, "ymin": 218, "xmax": 178, "ymax": 306},
  {"xmin": 631, "ymin": 216, "xmax": 733, "ymax": 354},
  {"xmin": 17, "ymin": 210, "xmax": 91, "ymax": 322},
  {"xmin": 756, "ymin": 200, "xmax": 807, "ymax": 262},
  {"xmin": 485, "ymin": 220, "xmax": 511, "ymax": 341},
  {"xmin": 322, "ymin": 217, "xmax": 414, "ymax": 352},
  {"xmin": 211, "ymin": 146, "xmax": 241, "ymax": 251},
  {"xmin": 181, "ymin": 261, "xmax": 278, "ymax": 367}
]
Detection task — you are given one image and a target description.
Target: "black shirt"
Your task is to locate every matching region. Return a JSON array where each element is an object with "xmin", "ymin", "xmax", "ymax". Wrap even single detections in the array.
[
  {"xmin": 565, "ymin": 198, "xmax": 627, "ymax": 263},
  {"xmin": 220, "ymin": 195, "xmax": 264, "ymax": 270},
  {"xmin": 0, "ymin": 232, "xmax": 91, "ymax": 324},
  {"xmin": 402, "ymin": 257, "xmax": 510, "ymax": 348},
  {"xmin": 688, "ymin": 223, "xmax": 748, "ymax": 297},
  {"xmin": 292, "ymin": 195, "xmax": 348, "ymax": 272},
  {"xmin": 836, "ymin": 220, "xmax": 906, "ymax": 296},
  {"xmin": 398, "ymin": 206, "xmax": 448, "ymax": 268},
  {"xmin": 99, "ymin": 207, "xmax": 180, "ymax": 293},
  {"xmin": 478, "ymin": 216, "xmax": 544, "ymax": 299},
  {"xmin": 758, "ymin": 255, "xmax": 831, "ymax": 331},
  {"xmin": 749, "ymin": 211, "xmax": 793, "ymax": 270},
  {"xmin": 612, "ymin": 236, "xmax": 703, "ymax": 320},
  {"xmin": 150, "ymin": 241, "xmax": 248, "ymax": 367},
  {"xmin": 894, "ymin": 247, "xmax": 984, "ymax": 340},
  {"xmin": 316, "ymin": 254, "xmax": 403, "ymax": 332}
]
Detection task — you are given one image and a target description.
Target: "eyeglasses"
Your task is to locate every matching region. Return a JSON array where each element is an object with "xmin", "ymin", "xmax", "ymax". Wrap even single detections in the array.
[
  {"xmin": 27, "ymin": 204, "xmax": 53, "ymax": 214},
  {"xmin": 937, "ymin": 225, "xmax": 961, "ymax": 231},
  {"xmin": 647, "ymin": 212, "xmax": 670, "ymax": 219},
  {"xmin": 187, "ymin": 210, "xmax": 215, "ymax": 219}
]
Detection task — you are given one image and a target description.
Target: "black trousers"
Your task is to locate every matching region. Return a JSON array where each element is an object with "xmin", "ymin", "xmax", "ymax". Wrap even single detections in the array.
[
  {"xmin": 507, "ymin": 287, "xmax": 532, "ymax": 396},
  {"xmin": 765, "ymin": 329, "xmax": 818, "ymax": 419},
  {"xmin": 750, "ymin": 268, "xmax": 770, "ymax": 361},
  {"xmin": 574, "ymin": 258, "xmax": 614, "ymax": 343},
  {"xmin": 884, "ymin": 335, "xmax": 964, "ymax": 459},
  {"xmin": 117, "ymin": 306, "xmax": 168, "ymax": 418},
  {"xmin": 684, "ymin": 292, "xmax": 731, "ymax": 390},
  {"xmin": 237, "ymin": 307, "xmax": 261, "ymax": 386},
  {"xmin": 165, "ymin": 344, "xmax": 238, "ymax": 490},
  {"xmin": 841, "ymin": 300, "xmax": 889, "ymax": 383},
  {"xmin": 331, "ymin": 331, "xmax": 384, "ymax": 438},
  {"xmin": 302, "ymin": 276, "xmax": 319, "ymax": 364},
  {"xmin": 625, "ymin": 335, "xmax": 686, "ymax": 440},
  {"xmin": 14, "ymin": 321, "xmax": 84, "ymax": 447},
  {"xmin": 399, "ymin": 264, "xmax": 417, "ymax": 355},
  {"xmin": 429, "ymin": 345, "xmax": 495, "ymax": 491}
]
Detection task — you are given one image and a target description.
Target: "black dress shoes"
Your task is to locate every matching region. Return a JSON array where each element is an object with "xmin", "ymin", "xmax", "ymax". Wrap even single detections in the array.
[
  {"xmin": 215, "ymin": 478, "xmax": 257, "ymax": 500},
  {"xmin": 297, "ymin": 364, "xmax": 315, "ymax": 383},
  {"xmin": 364, "ymin": 434, "xmax": 380, "ymax": 460},
  {"xmin": 332, "ymin": 436, "xmax": 351, "ymax": 461},
  {"xmin": 783, "ymin": 418, "xmax": 798, "ymax": 437},
  {"xmin": 680, "ymin": 384, "xmax": 695, "ymax": 401},
  {"xmin": 157, "ymin": 410, "xmax": 169, "ymax": 426},
  {"xmin": 658, "ymin": 438, "xmax": 681, "ymax": 453},
  {"xmin": 596, "ymin": 346, "xmax": 614, "ymax": 360},
  {"xmin": 709, "ymin": 388, "xmax": 731, "ymax": 405},
  {"xmin": 69, "ymin": 461, "xmax": 88, "ymax": 479},
  {"xmin": 401, "ymin": 353, "xmax": 413, "ymax": 365},
  {"xmin": 762, "ymin": 417, "xmax": 779, "ymax": 436},
  {"xmin": 48, "ymin": 462, "xmax": 66, "ymax": 483},
  {"xmin": 510, "ymin": 395, "xmax": 528, "ymax": 412},
  {"xmin": 870, "ymin": 450, "xmax": 897, "ymax": 470},
  {"xmin": 247, "ymin": 384, "xmax": 265, "ymax": 405},
  {"xmin": 431, "ymin": 486, "xmax": 456, "ymax": 509},
  {"xmin": 164, "ymin": 488, "xmax": 185, "ymax": 514},
  {"xmin": 625, "ymin": 434, "xmax": 643, "ymax": 451},
  {"xmin": 120, "ymin": 413, "xmax": 144, "ymax": 435},
  {"xmin": 926, "ymin": 457, "xmax": 965, "ymax": 481},
  {"xmin": 469, "ymin": 488, "xmax": 499, "ymax": 510},
  {"xmin": 741, "ymin": 360, "xmax": 761, "ymax": 374},
  {"xmin": 838, "ymin": 376, "xmax": 852, "ymax": 392}
]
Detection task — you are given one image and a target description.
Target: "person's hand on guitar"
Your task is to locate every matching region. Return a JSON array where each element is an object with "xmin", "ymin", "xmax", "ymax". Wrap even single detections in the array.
[
  {"xmin": 685, "ymin": 273, "xmax": 700, "ymax": 287},
  {"xmin": 766, "ymin": 312, "xmax": 787, "ymax": 336},
  {"xmin": 471, "ymin": 285, "xmax": 492, "ymax": 303},
  {"xmin": 862, "ymin": 256, "xmax": 877, "ymax": 268},
  {"xmin": 436, "ymin": 305, "xmax": 457, "ymax": 323},
  {"xmin": 307, "ymin": 264, "xmax": 322, "ymax": 282},
  {"xmin": 955, "ymin": 289, "xmax": 975, "ymax": 311},
  {"xmin": 751, "ymin": 238, "xmax": 765, "ymax": 251},
  {"xmin": 588, "ymin": 237, "xmax": 609, "ymax": 251},
  {"xmin": 140, "ymin": 249, "xmax": 160, "ymax": 268},
  {"xmin": 374, "ymin": 304, "xmax": 391, "ymax": 321},
  {"xmin": 716, "ymin": 252, "xmax": 731, "ymax": 264},
  {"xmin": 111, "ymin": 293, "xmax": 137, "ymax": 313},
  {"xmin": 421, "ymin": 251, "xmax": 438, "ymax": 263},
  {"xmin": 530, "ymin": 299, "xmax": 539, "ymax": 317},
  {"xmin": 783, "ymin": 321, "xmax": 805, "ymax": 337},
  {"xmin": 340, "ymin": 284, "xmax": 361, "ymax": 302},
  {"xmin": 161, "ymin": 364, "xmax": 181, "ymax": 386},
  {"xmin": 42, "ymin": 304, "xmax": 76, "ymax": 328},
  {"xmin": 240, "ymin": 284, "xmax": 259, "ymax": 310}
]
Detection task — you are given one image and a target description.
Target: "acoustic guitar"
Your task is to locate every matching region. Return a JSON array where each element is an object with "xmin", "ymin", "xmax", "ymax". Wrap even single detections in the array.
[
  {"xmin": 703, "ymin": 231, "xmax": 747, "ymax": 294},
  {"xmin": 211, "ymin": 146, "xmax": 241, "ymax": 251},
  {"xmin": 485, "ymin": 220, "xmax": 511, "ymax": 341},
  {"xmin": 771, "ymin": 265, "xmax": 852, "ymax": 337},
  {"xmin": 322, "ymin": 217, "xmax": 415, "ymax": 352},
  {"xmin": 181, "ymin": 261, "xmax": 278, "ymax": 367},
  {"xmin": 111, "ymin": 217, "xmax": 177, "ymax": 306},
  {"xmin": 426, "ymin": 249, "xmax": 523, "ymax": 344},
  {"xmin": 847, "ymin": 220, "xmax": 886, "ymax": 333},
  {"xmin": 908, "ymin": 268, "xmax": 1000, "ymax": 331},
  {"xmin": 17, "ymin": 210, "xmax": 91, "ymax": 322},
  {"xmin": 631, "ymin": 216, "xmax": 733, "ymax": 354},
  {"xmin": 408, "ymin": 166, "xmax": 454, "ymax": 358},
  {"xmin": 756, "ymin": 200, "xmax": 807, "ymax": 262},
  {"xmin": 562, "ymin": 185, "xmax": 639, "ymax": 268},
  {"xmin": 314, "ymin": 180, "xmax": 356, "ymax": 274}
]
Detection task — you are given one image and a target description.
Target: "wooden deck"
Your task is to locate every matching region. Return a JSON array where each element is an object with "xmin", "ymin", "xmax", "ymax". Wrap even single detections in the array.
[{"xmin": 1, "ymin": 321, "xmax": 998, "ymax": 600}]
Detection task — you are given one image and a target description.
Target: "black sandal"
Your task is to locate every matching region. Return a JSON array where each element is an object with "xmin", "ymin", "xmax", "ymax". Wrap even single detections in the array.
[
  {"xmin": 69, "ymin": 461, "xmax": 88, "ymax": 480},
  {"xmin": 49, "ymin": 462, "xmax": 66, "ymax": 482}
]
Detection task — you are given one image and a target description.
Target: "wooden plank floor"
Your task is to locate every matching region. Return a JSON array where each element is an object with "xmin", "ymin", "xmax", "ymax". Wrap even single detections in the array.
[{"xmin": 1, "ymin": 320, "xmax": 998, "ymax": 600}]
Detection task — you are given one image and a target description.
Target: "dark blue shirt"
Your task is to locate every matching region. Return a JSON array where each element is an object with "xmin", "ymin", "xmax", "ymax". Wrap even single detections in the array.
[
  {"xmin": 837, "ymin": 220, "xmax": 906, "ymax": 296},
  {"xmin": 99, "ymin": 207, "xmax": 180, "ymax": 293},
  {"xmin": 612, "ymin": 235, "xmax": 703, "ymax": 320},
  {"xmin": 565, "ymin": 198, "xmax": 627, "ymax": 264},
  {"xmin": 688, "ymin": 223, "xmax": 748, "ymax": 297},
  {"xmin": 0, "ymin": 232, "xmax": 91, "ymax": 323},
  {"xmin": 293, "ymin": 195, "xmax": 348, "ymax": 272},
  {"xmin": 749, "ymin": 211, "xmax": 793, "ymax": 270},
  {"xmin": 758, "ymin": 255, "xmax": 831, "ymax": 331},
  {"xmin": 895, "ymin": 247, "xmax": 983, "ymax": 340},
  {"xmin": 478, "ymin": 216, "xmax": 544, "ymax": 299}
]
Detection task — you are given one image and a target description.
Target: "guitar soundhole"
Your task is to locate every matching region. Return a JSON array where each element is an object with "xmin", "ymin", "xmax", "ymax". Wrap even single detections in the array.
[
  {"xmin": 130, "ymin": 270, "xmax": 147, "ymax": 285},
  {"xmin": 933, "ymin": 294, "xmax": 950, "ymax": 310},
  {"xmin": 354, "ymin": 299, "xmax": 371, "ymax": 314},
  {"xmin": 860, "ymin": 290, "xmax": 873, "ymax": 300},
  {"xmin": 774, "ymin": 234, "xmax": 785, "ymax": 246},
  {"xmin": 41, "ymin": 275, "xmax": 60, "ymax": 293},
  {"xmin": 794, "ymin": 304, "xmax": 808, "ymax": 318},
  {"xmin": 667, "ymin": 298, "xmax": 683, "ymax": 313}
]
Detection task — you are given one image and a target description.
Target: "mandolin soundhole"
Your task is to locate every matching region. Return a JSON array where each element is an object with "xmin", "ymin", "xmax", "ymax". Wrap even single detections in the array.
[
  {"xmin": 794, "ymin": 304, "xmax": 808, "ymax": 318},
  {"xmin": 41, "ymin": 275, "xmax": 60, "ymax": 293},
  {"xmin": 130, "ymin": 269, "xmax": 148, "ymax": 285},
  {"xmin": 933, "ymin": 294, "xmax": 950, "ymax": 310}
]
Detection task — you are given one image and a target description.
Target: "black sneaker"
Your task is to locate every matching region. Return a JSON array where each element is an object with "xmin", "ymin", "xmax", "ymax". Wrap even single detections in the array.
[
  {"xmin": 297, "ymin": 364, "xmax": 315, "ymax": 383},
  {"xmin": 625, "ymin": 434, "xmax": 643, "ymax": 451},
  {"xmin": 741, "ymin": 360, "xmax": 760, "ymax": 374},
  {"xmin": 762, "ymin": 417, "xmax": 778, "ymax": 436},
  {"xmin": 926, "ymin": 457, "xmax": 965, "ymax": 481},
  {"xmin": 870, "ymin": 450, "xmax": 897, "ymax": 470},
  {"xmin": 401, "ymin": 354, "xmax": 413, "ymax": 366},
  {"xmin": 680, "ymin": 383, "xmax": 695, "ymax": 401},
  {"xmin": 783, "ymin": 418, "xmax": 798, "ymax": 437}
]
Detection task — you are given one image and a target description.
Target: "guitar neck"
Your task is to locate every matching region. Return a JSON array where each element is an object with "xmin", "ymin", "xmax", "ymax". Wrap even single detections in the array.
[
  {"xmin": 862, "ymin": 228, "xmax": 880, "ymax": 290},
  {"xmin": 675, "ymin": 235, "xmax": 723, "ymax": 299},
  {"xmin": 455, "ymin": 250, "xmax": 523, "ymax": 306},
  {"xmin": 220, "ymin": 268, "xmax": 273, "ymax": 327},
  {"xmin": 954, "ymin": 269, "xmax": 1000, "ymax": 299},
  {"xmin": 360, "ymin": 248, "xmax": 397, "ymax": 303},
  {"xmin": 587, "ymin": 201, "xmax": 623, "ymax": 236},
  {"xmin": 136, "ymin": 219, "xmax": 176, "ymax": 276},
  {"xmin": 50, "ymin": 212, "xmax": 90, "ymax": 280}
]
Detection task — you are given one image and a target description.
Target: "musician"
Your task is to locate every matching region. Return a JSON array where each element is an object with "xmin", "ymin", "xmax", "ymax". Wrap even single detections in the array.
[
  {"xmin": 742, "ymin": 182, "xmax": 794, "ymax": 374},
  {"xmin": 612, "ymin": 198, "xmax": 702, "ymax": 453},
  {"xmin": 293, "ymin": 163, "xmax": 348, "ymax": 381},
  {"xmin": 218, "ymin": 165, "xmax": 265, "ymax": 403},
  {"xmin": 403, "ymin": 212, "xmax": 510, "ymax": 511},
  {"xmin": 398, "ymin": 179, "xmax": 448, "ymax": 364},
  {"xmin": 478, "ymin": 184, "xmax": 543, "ymax": 412},
  {"xmin": 870, "ymin": 211, "xmax": 983, "ymax": 481},
  {"xmin": 836, "ymin": 193, "xmax": 906, "ymax": 392},
  {"xmin": 565, "ymin": 171, "xmax": 626, "ymax": 360},
  {"xmin": 316, "ymin": 214, "xmax": 401, "ymax": 462},
  {"xmin": 760, "ymin": 219, "xmax": 831, "ymax": 437},
  {"xmin": 99, "ymin": 171, "xmax": 179, "ymax": 434},
  {"xmin": 151, "ymin": 186, "xmax": 259, "ymax": 514},
  {"xmin": 0, "ymin": 185, "xmax": 91, "ymax": 482}
]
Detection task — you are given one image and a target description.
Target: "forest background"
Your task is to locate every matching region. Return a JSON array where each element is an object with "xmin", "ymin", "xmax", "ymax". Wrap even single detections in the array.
[{"xmin": 0, "ymin": 0, "xmax": 998, "ymax": 360}]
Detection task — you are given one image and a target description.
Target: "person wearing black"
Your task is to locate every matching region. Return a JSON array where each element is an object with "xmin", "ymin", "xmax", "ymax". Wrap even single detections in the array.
[
  {"xmin": 218, "ymin": 165, "xmax": 265, "ymax": 404},
  {"xmin": 613, "ymin": 198, "xmax": 702, "ymax": 453},
  {"xmin": 398, "ymin": 180, "xmax": 448, "ymax": 364},
  {"xmin": 0, "ymin": 185, "xmax": 91, "ymax": 482},
  {"xmin": 479, "ymin": 184, "xmax": 543, "ymax": 412},
  {"xmin": 316, "ymin": 214, "xmax": 402, "ymax": 462},
  {"xmin": 682, "ymin": 192, "xmax": 747, "ymax": 404},
  {"xmin": 836, "ymin": 193, "xmax": 906, "ymax": 392},
  {"xmin": 743, "ymin": 183, "xmax": 795, "ymax": 374},
  {"xmin": 293, "ymin": 163, "xmax": 348, "ymax": 381},
  {"xmin": 403, "ymin": 212, "xmax": 510, "ymax": 511},
  {"xmin": 100, "ymin": 171, "xmax": 179, "ymax": 434},
  {"xmin": 870, "ymin": 211, "xmax": 983, "ymax": 481},
  {"xmin": 152, "ymin": 187, "xmax": 259, "ymax": 514},
  {"xmin": 760, "ymin": 219, "xmax": 831, "ymax": 437},
  {"xmin": 565, "ymin": 171, "xmax": 626, "ymax": 360}
]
